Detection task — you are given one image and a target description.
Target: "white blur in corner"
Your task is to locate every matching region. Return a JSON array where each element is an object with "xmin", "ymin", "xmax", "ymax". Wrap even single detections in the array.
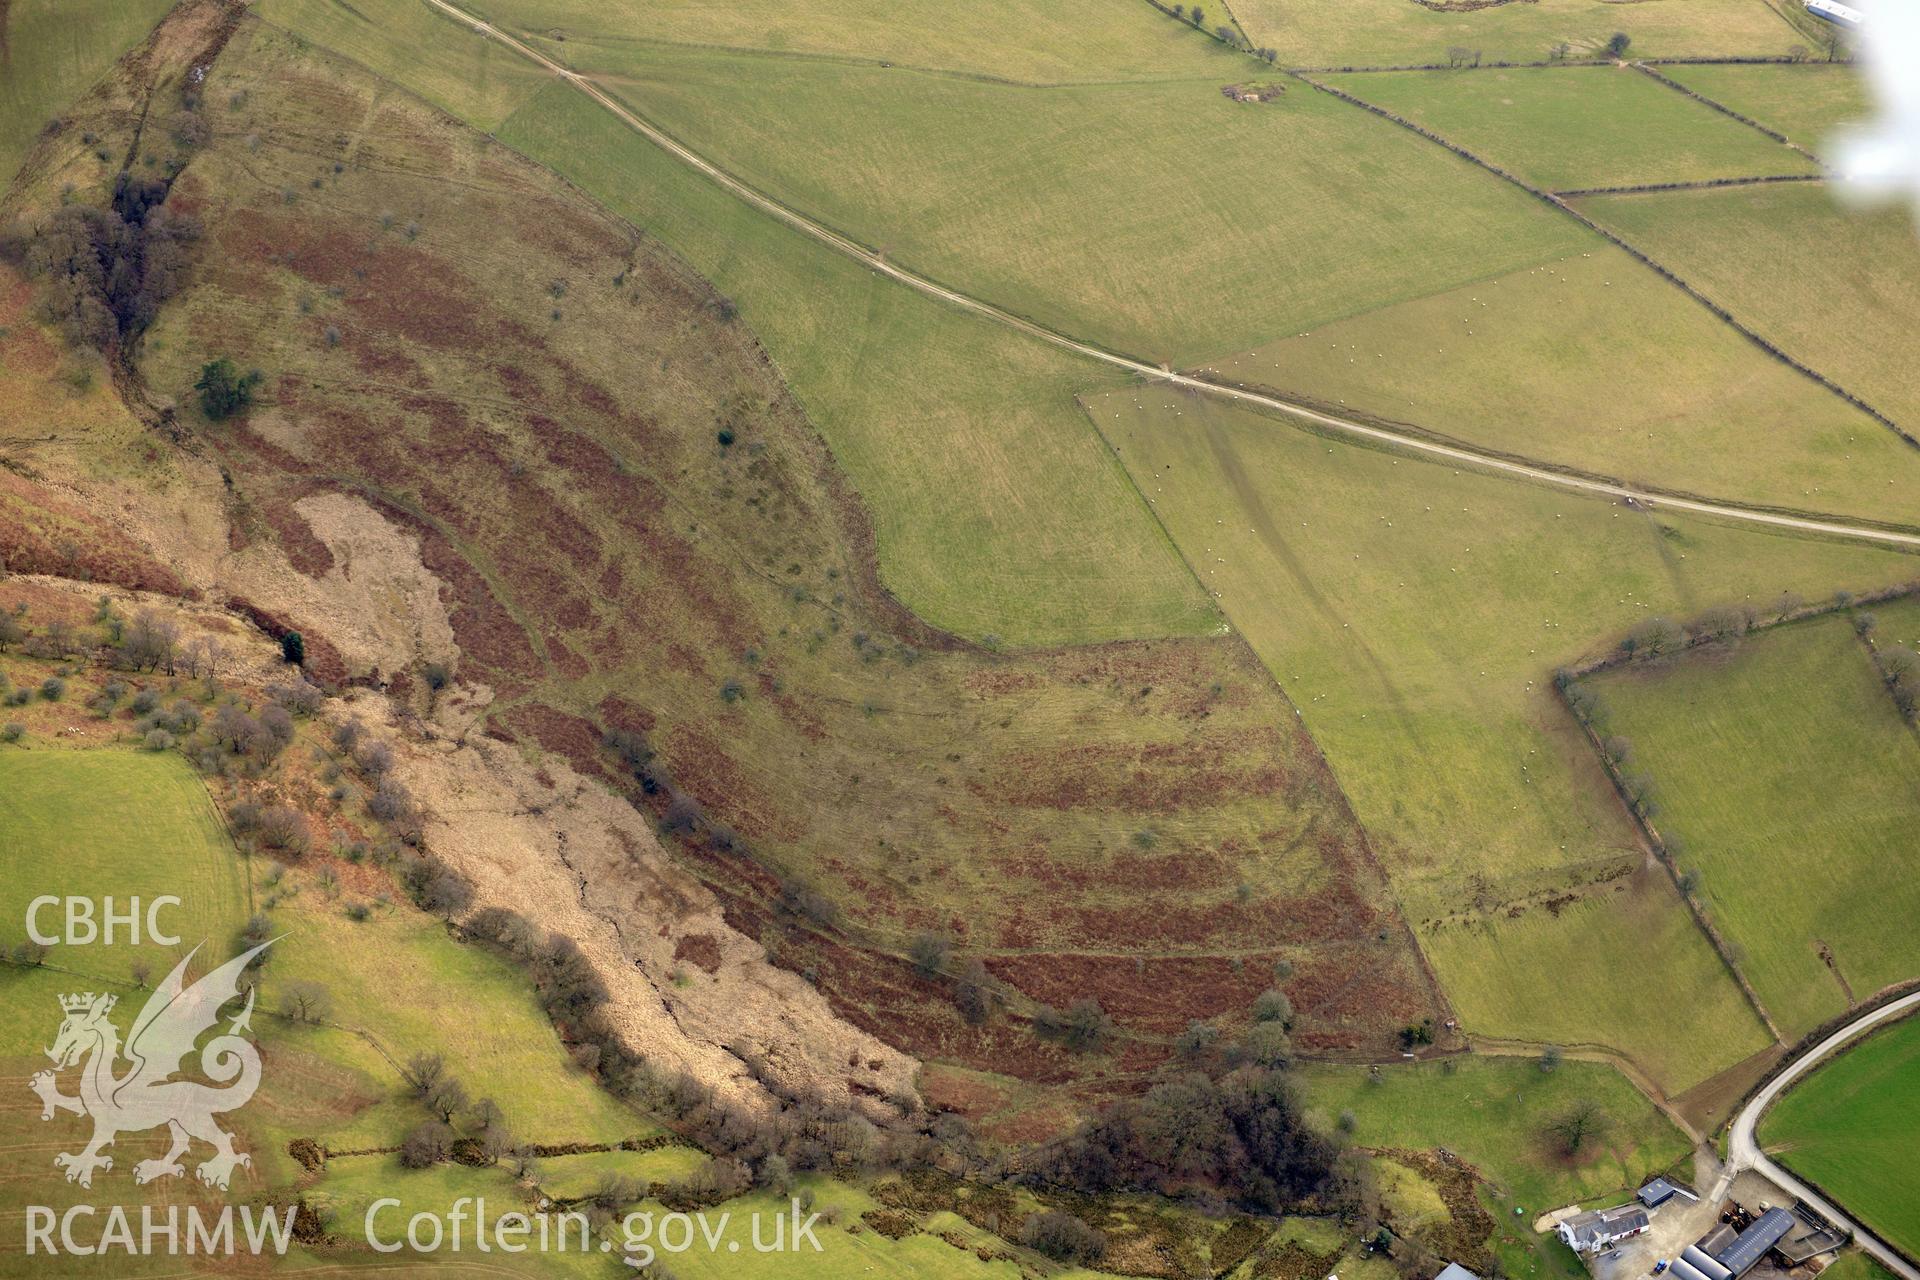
[{"xmin": 1827, "ymin": 0, "xmax": 1920, "ymax": 225}]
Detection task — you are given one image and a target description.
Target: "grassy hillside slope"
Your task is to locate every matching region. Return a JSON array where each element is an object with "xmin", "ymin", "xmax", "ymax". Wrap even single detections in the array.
[
  {"xmin": 1580, "ymin": 185, "xmax": 1920, "ymax": 434},
  {"xmin": 528, "ymin": 42, "xmax": 1590, "ymax": 362},
  {"xmin": 0, "ymin": 748, "xmax": 245, "ymax": 986},
  {"xmin": 6, "ymin": 13, "xmax": 1445, "ymax": 1111},
  {"xmin": 1200, "ymin": 244, "xmax": 1920, "ymax": 530},
  {"xmin": 255, "ymin": 0, "xmax": 1217, "ymax": 648},
  {"xmin": 1097, "ymin": 388, "xmax": 1920, "ymax": 1090},
  {"xmin": 0, "ymin": 0, "xmax": 176, "ymax": 183}
]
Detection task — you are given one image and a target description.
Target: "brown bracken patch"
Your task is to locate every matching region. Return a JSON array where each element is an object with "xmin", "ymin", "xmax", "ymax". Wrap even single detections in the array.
[{"xmin": 109, "ymin": 18, "xmax": 1446, "ymax": 1129}]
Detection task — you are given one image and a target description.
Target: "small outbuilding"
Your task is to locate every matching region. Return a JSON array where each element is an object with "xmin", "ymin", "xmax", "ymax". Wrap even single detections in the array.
[
  {"xmin": 1435, "ymin": 1264, "xmax": 1480, "ymax": 1280},
  {"xmin": 1638, "ymin": 1177, "xmax": 1698, "ymax": 1209}
]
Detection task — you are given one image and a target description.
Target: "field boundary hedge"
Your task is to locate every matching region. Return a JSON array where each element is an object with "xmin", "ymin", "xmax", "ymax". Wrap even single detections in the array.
[
  {"xmin": 1555, "ymin": 172, "xmax": 1821, "ymax": 197},
  {"xmin": 1291, "ymin": 72, "xmax": 1920, "ymax": 451},
  {"xmin": 1554, "ymin": 670, "xmax": 1784, "ymax": 1043},
  {"xmin": 1630, "ymin": 61, "xmax": 1799, "ymax": 147},
  {"xmin": 1646, "ymin": 55, "xmax": 1855, "ymax": 67},
  {"xmin": 1551, "ymin": 582, "xmax": 1920, "ymax": 1051},
  {"xmin": 1296, "ymin": 55, "xmax": 1854, "ymax": 74},
  {"xmin": 1291, "ymin": 56, "xmax": 1607, "ymax": 73}
]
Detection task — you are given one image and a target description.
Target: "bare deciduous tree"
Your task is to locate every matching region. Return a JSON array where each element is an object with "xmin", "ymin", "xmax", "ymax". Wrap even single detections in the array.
[
  {"xmin": 280, "ymin": 981, "xmax": 332, "ymax": 1023},
  {"xmin": 1547, "ymin": 1098, "xmax": 1608, "ymax": 1155}
]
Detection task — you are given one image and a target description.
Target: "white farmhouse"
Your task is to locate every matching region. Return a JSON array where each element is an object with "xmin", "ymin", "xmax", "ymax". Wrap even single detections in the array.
[{"xmin": 1556, "ymin": 1204, "xmax": 1651, "ymax": 1254}]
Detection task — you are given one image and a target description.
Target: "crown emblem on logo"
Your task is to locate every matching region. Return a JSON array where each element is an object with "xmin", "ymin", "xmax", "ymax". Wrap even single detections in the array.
[{"xmin": 35, "ymin": 942, "xmax": 272, "ymax": 1192}]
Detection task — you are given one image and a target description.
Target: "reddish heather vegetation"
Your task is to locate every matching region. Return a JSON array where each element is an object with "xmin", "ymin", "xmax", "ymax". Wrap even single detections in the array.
[{"xmin": 16, "ymin": 17, "xmax": 1446, "ymax": 1120}]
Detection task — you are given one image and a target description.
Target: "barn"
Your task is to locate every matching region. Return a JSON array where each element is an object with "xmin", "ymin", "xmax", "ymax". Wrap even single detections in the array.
[{"xmin": 1804, "ymin": 0, "xmax": 1864, "ymax": 28}]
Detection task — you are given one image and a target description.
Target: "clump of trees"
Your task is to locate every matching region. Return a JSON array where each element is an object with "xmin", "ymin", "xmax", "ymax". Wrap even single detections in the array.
[
  {"xmin": 1620, "ymin": 616, "xmax": 1685, "ymax": 660},
  {"xmin": 195, "ymin": 357, "xmax": 263, "ymax": 421},
  {"xmin": 1878, "ymin": 645, "xmax": 1920, "ymax": 721},
  {"xmin": 908, "ymin": 931, "xmax": 951, "ymax": 978},
  {"xmin": 395, "ymin": 1052, "xmax": 515, "ymax": 1169},
  {"xmin": 13, "ymin": 173, "xmax": 201, "ymax": 350},
  {"xmin": 1030, "ymin": 1066, "xmax": 1345, "ymax": 1212},
  {"xmin": 1033, "ymin": 999, "xmax": 1115, "ymax": 1053},
  {"xmin": 950, "ymin": 957, "xmax": 997, "ymax": 1025},
  {"xmin": 253, "ymin": 803, "xmax": 311, "ymax": 855},
  {"xmin": 400, "ymin": 1120, "xmax": 455, "ymax": 1169},
  {"xmin": 399, "ymin": 852, "xmax": 472, "ymax": 921},
  {"xmin": 279, "ymin": 981, "xmax": 332, "ymax": 1023},
  {"xmin": 1020, "ymin": 1211, "xmax": 1108, "ymax": 1264}
]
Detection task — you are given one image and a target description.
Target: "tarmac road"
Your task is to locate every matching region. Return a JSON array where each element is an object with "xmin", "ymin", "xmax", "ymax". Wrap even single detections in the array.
[{"xmin": 1721, "ymin": 991, "xmax": 1920, "ymax": 1280}]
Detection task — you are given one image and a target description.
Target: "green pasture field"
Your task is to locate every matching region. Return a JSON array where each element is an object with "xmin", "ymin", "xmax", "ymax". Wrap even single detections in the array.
[
  {"xmin": 528, "ymin": 1145, "xmax": 709, "ymax": 1200},
  {"xmin": 304, "ymin": 1172, "xmax": 1093, "ymax": 1280},
  {"xmin": 0, "ymin": 733, "xmax": 654, "ymax": 1150},
  {"xmin": 258, "ymin": 0, "xmax": 1219, "ymax": 648},
  {"xmin": 1586, "ymin": 614, "xmax": 1920, "ymax": 1038},
  {"xmin": 1095, "ymin": 387, "xmax": 1920, "ymax": 1089},
  {"xmin": 1203, "ymin": 245, "xmax": 1920, "ymax": 529},
  {"xmin": 611, "ymin": 1179, "xmax": 1029, "ymax": 1280},
  {"xmin": 296, "ymin": 1157, "xmax": 621, "ymax": 1276},
  {"xmin": 0, "ymin": 1001, "xmax": 329, "ymax": 1278},
  {"xmin": 469, "ymin": 0, "xmax": 1243, "ymax": 83},
  {"xmin": 1233, "ymin": 0, "xmax": 1809, "ymax": 68},
  {"xmin": 0, "ymin": 0, "xmax": 175, "ymax": 184},
  {"xmin": 1421, "ymin": 884, "xmax": 1771, "ymax": 1094},
  {"xmin": 1656, "ymin": 62, "xmax": 1870, "ymax": 152},
  {"xmin": 1819, "ymin": 1255, "xmax": 1900, "ymax": 1280},
  {"xmin": 1865, "ymin": 594, "xmax": 1920, "ymax": 652},
  {"xmin": 1321, "ymin": 65, "xmax": 1815, "ymax": 191},
  {"xmin": 259, "ymin": 863, "xmax": 663, "ymax": 1149},
  {"xmin": 0, "ymin": 748, "xmax": 247, "ymax": 986},
  {"xmin": 1578, "ymin": 185, "xmax": 1920, "ymax": 433},
  {"xmin": 0, "ymin": 748, "xmax": 633, "ymax": 1277},
  {"xmin": 1300, "ymin": 1053, "xmax": 1689, "ymax": 1223},
  {"xmin": 528, "ymin": 40, "xmax": 1590, "ymax": 363},
  {"xmin": 1762, "ymin": 1012, "xmax": 1920, "ymax": 1258}
]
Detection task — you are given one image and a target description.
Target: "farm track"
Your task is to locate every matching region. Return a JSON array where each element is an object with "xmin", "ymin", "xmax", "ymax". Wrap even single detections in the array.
[
  {"xmin": 415, "ymin": 0, "xmax": 1920, "ymax": 558},
  {"xmin": 1468, "ymin": 1034, "xmax": 1706, "ymax": 1144},
  {"xmin": 362, "ymin": 0, "xmax": 1909, "ymax": 1121}
]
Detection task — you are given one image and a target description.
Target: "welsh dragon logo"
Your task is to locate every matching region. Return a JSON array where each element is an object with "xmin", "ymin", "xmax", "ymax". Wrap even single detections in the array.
[{"xmin": 30, "ymin": 940, "xmax": 272, "ymax": 1190}]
